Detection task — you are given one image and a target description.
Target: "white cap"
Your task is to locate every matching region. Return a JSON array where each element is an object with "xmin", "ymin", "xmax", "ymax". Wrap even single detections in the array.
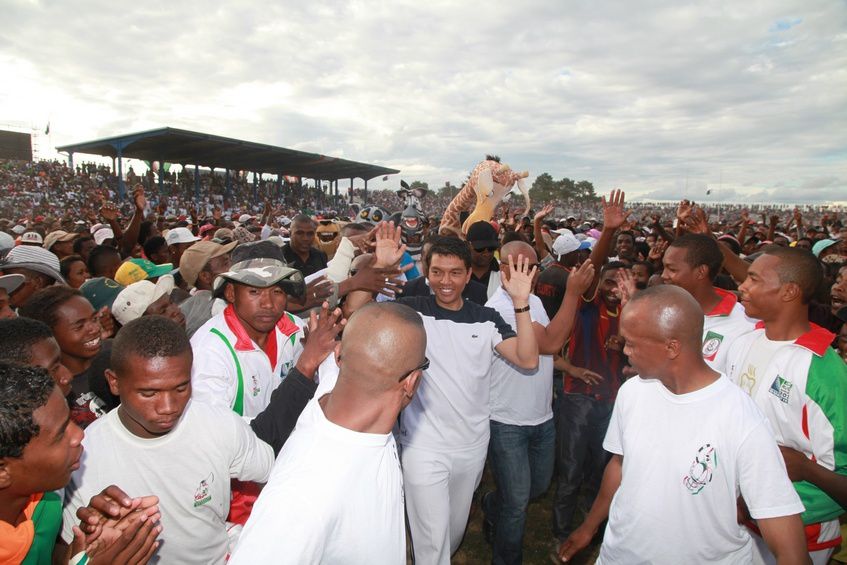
[
  {"xmin": 238, "ymin": 214, "xmax": 255, "ymax": 224},
  {"xmin": 552, "ymin": 231, "xmax": 590, "ymax": 258},
  {"xmin": 112, "ymin": 275, "xmax": 175, "ymax": 326},
  {"xmin": 89, "ymin": 222, "xmax": 107, "ymax": 235},
  {"xmin": 10, "ymin": 225, "xmax": 26, "ymax": 235},
  {"xmin": 93, "ymin": 227, "xmax": 115, "ymax": 246},
  {"xmin": 165, "ymin": 227, "xmax": 200, "ymax": 245},
  {"xmin": 21, "ymin": 231, "xmax": 43, "ymax": 245}
]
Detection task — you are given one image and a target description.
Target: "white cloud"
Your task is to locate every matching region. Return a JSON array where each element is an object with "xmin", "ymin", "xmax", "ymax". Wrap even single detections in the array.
[{"xmin": 0, "ymin": 0, "xmax": 845, "ymax": 203}]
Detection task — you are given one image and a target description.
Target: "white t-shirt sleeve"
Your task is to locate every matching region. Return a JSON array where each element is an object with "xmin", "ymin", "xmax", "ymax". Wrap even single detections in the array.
[
  {"xmin": 190, "ymin": 339, "xmax": 238, "ymax": 411},
  {"xmin": 603, "ymin": 383, "xmax": 627, "ymax": 456},
  {"xmin": 61, "ymin": 474, "xmax": 88, "ymax": 544},
  {"xmin": 737, "ymin": 420, "xmax": 805, "ymax": 519},
  {"xmin": 226, "ymin": 411, "xmax": 274, "ymax": 483}
]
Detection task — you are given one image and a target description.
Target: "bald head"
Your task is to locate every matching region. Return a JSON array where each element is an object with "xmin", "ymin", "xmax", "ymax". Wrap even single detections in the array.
[
  {"xmin": 339, "ymin": 302, "xmax": 426, "ymax": 393},
  {"xmin": 500, "ymin": 241, "xmax": 537, "ymax": 263},
  {"xmin": 624, "ymin": 285, "xmax": 704, "ymax": 348}
]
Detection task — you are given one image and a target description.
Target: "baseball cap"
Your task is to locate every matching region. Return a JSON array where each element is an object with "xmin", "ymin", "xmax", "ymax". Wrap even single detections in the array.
[
  {"xmin": 213, "ymin": 228, "xmax": 234, "ymax": 243},
  {"xmin": 80, "ymin": 277, "xmax": 125, "ymax": 311},
  {"xmin": 179, "ymin": 240, "xmax": 237, "ymax": 287},
  {"xmin": 552, "ymin": 231, "xmax": 590, "ymax": 258},
  {"xmin": 466, "ymin": 221, "xmax": 499, "ymax": 250},
  {"xmin": 231, "ymin": 240, "xmax": 286, "ymax": 265},
  {"xmin": 43, "ymin": 230, "xmax": 77, "ymax": 250},
  {"xmin": 114, "ymin": 258, "xmax": 175, "ymax": 286},
  {"xmin": 213, "ymin": 258, "xmax": 305, "ymax": 299},
  {"xmin": 0, "ymin": 274, "xmax": 25, "ymax": 294},
  {"xmin": 238, "ymin": 214, "xmax": 255, "ymax": 224},
  {"xmin": 10, "ymin": 225, "xmax": 26, "ymax": 235},
  {"xmin": 112, "ymin": 275, "xmax": 175, "ymax": 326},
  {"xmin": 811, "ymin": 239, "xmax": 837, "ymax": 257},
  {"xmin": 232, "ymin": 226, "xmax": 255, "ymax": 244},
  {"xmin": 166, "ymin": 227, "xmax": 200, "ymax": 245},
  {"xmin": 198, "ymin": 223, "xmax": 217, "ymax": 238},
  {"xmin": 93, "ymin": 227, "xmax": 115, "ymax": 246},
  {"xmin": 20, "ymin": 231, "xmax": 44, "ymax": 245}
]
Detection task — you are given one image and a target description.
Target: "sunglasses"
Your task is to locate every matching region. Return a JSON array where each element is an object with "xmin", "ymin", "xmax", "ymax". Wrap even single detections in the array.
[
  {"xmin": 398, "ymin": 357, "xmax": 430, "ymax": 382},
  {"xmin": 474, "ymin": 246, "xmax": 498, "ymax": 253}
]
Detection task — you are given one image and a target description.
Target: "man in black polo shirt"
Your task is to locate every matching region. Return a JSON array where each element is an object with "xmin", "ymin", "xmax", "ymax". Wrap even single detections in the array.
[{"xmin": 282, "ymin": 215, "xmax": 328, "ymax": 277}]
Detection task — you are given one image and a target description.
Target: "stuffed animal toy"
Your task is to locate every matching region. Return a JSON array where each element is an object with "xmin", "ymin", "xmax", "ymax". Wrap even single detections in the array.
[{"xmin": 440, "ymin": 156, "xmax": 529, "ymax": 235}]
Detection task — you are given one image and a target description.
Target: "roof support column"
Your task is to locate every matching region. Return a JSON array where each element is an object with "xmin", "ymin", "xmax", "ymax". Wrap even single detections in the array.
[
  {"xmin": 364, "ymin": 178, "xmax": 368, "ymax": 206},
  {"xmin": 225, "ymin": 169, "xmax": 232, "ymax": 202},
  {"xmin": 253, "ymin": 172, "xmax": 259, "ymax": 203},
  {"xmin": 194, "ymin": 165, "xmax": 200, "ymax": 201},
  {"xmin": 349, "ymin": 178, "xmax": 353, "ymax": 203},
  {"xmin": 116, "ymin": 143, "xmax": 125, "ymax": 199},
  {"xmin": 158, "ymin": 158, "xmax": 165, "ymax": 197},
  {"xmin": 68, "ymin": 152, "xmax": 74, "ymax": 170}
]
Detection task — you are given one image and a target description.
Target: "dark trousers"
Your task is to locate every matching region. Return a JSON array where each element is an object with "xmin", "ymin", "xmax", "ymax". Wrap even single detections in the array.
[{"xmin": 552, "ymin": 393, "xmax": 613, "ymax": 540}]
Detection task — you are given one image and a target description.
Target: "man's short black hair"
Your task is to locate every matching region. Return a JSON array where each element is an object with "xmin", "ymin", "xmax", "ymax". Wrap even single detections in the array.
[
  {"xmin": 0, "ymin": 363, "xmax": 55, "ymax": 458},
  {"xmin": 143, "ymin": 236, "xmax": 168, "ymax": 260},
  {"xmin": 761, "ymin": 245, "xmax": 822, "ymax": 304},
  {"xmin": 0, "ymin": 318, "xmax": 54, "ymax": 365},
  {"xmin": 632, "ymin": 260, "xmax": 655, "ymax": 276},
  {"xmin": 601, "ymin": 261, "xmax": 628, "ymax": 275},
  {"xmin": 425, "ymin": 235, "xmax": 472, "ymax": 270},
  {"xmin": 291, "ymin": 214, "xmax": 315, "ymax": 227},
  {"xmin": 72, "ymin": 236, "xmax": 93, "ymax": 255},
  {"xmin": 87, "ymin": 245, "xmax": 121, "ymax": 277},
  {"xmin": 60, "ymin": 254, "xmax": 85, "ymax": 280},
  {"xmin": 18, "ymin": 286, "xmax": 82, "ymax": 330},
  {"xmin": 670, "ymin": 234, "xmax": 724, "ymax": 281},
  {"xmin": 111, "ymin": 316, "xmax": 192, "ymax": 375}
]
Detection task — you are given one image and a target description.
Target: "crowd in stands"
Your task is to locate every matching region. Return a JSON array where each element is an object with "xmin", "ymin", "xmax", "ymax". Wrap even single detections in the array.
[{"xmin": 0, "ymin": 155, "xmax": 845, "ymax": 564}]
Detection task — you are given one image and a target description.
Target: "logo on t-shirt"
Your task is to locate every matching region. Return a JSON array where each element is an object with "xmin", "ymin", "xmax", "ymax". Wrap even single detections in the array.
[
  {"xmin": 768, "ymin": 375, "xmax": 793, "ymax": 404},
  {"xmin": 250, "ymin": 375, "xmax": 261, "ymax": 397},
  {"xmin": 701, "ymin": 331, "xmax": 724, "ymax": 362},
  {"xmin": 193, "ymin": 473, "xmax": 214, "ymax": 507},
  {"xmin": 683, "ymin": 444, "xmax": 718, "ymax": 495}
]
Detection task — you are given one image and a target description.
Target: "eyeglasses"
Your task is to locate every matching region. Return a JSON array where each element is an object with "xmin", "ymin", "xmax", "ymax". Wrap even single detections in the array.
[
  {"xmin": 473, "ymin": 246, "xmax": 498, "ymax": 253},
  {"xmin": 398, "ymin": 357, "xmax": 430, "ymax": 382}
]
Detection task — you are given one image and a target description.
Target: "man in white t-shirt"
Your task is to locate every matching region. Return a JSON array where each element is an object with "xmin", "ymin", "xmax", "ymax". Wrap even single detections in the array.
[
  {"xmin": 661, "ymin": 234, "xmax": 756, "ymax": 372},
  {"xmin": 230, "ymin": 301, "xmax": 426, "ymax": 564},
  {"xmin": 62, "ymin": 316, "xmax": 274, "ymax": 564},
  {"xmin": 558, "ymin": 285, "xmax": 807, "ymax": 565},
  {"xmin": 483, "ymin": 241, "xmax": 595, "ymax": 564}
]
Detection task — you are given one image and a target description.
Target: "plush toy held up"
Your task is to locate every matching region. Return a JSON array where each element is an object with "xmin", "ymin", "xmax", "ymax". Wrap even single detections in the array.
[{"xmin": 440, "ymin": 156, "xmax": 530, "ymax": 235}]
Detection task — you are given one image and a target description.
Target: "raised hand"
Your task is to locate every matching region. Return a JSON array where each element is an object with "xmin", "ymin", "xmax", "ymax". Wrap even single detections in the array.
[
  {"xmin": 100, "ymin": 201, "xmax": 118, "ymax": 221},
  {"xmin": 602, "ymin": 189, "xmax": 630, "ymax": 230},
  {"xmin": 566, "ymin": 260, "xmax": 595, "ymax": 297},
  {"xmin": 351, "ymin": 258, "xmax": 408, "ymax": 296},
  {"xmin": 132, "ymin": 184, "xmax": 146, "ymax": 212},
  {"xmin": 676, "ymin": 199, "xmax": 693, "ymax": 223},
  {"xmin": 373, "ymin": 221, "xmax": 406, "ymax": 268},
  {"xmin": 297, "ymin": 303, "xmax": 346, "ymax": 377},
  {"xmin": 615, "ymin": 268, "xmax": 637, "ymax": 308},
  {"xmin": 500, "ymin": 254, "xmax": 537, "ymax": 305},
  {"xmin": 648, "ymin": 239, "xmax": 669, "ymax": 262},
  {"xmin": 347, "ymin": 224, "xmax": 378, "ymax": 255},
  {"xmin": 534, "ymin": 203, "xmax": 555, "ymax": 223},
  {"xmin": 684, "ymin": 206, "xmax": 711, "ymax": 236}
]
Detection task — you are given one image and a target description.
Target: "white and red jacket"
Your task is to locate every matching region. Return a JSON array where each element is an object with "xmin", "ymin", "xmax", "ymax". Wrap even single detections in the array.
[
  {"xmin": 190, "ymin": 305, "xmax": 305, "ymax": 420},
  {"xmin": 726, "ymin": 322, "xmax": 847, "ymax": 551}
]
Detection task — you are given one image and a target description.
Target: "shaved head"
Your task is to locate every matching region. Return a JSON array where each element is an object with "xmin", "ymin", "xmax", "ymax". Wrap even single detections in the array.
[
  {"xmin": 500, "ymin": 241, "xmax": 536, "ymax": 262},
  {"xmin": 339, "ymin": 302, "xmax": 426, "ymax": 393},
  {"xmin": 624, "ymin": 285, "xmax": 704, "ymax": 348}
]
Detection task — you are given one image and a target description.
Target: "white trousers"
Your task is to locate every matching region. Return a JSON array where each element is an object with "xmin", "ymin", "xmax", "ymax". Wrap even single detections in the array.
[{"xmin": 401, "ymin": 442, "xmax": 488, "ymax": 565}]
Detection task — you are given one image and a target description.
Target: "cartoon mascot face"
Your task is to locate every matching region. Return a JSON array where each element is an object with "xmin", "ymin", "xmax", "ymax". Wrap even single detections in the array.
[{"xmin": 315, "ymin": 220, "xmax": 341, "ymax": 259}]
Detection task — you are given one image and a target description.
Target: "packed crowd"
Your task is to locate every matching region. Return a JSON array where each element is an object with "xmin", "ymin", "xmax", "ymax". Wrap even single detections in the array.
[{"xmin": 0, "ymin": 155, "xmax": 846, "ymax": 565}]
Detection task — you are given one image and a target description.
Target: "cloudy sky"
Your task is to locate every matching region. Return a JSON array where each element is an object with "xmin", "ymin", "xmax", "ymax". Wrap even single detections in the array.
[{"xmin": 2, "ymin": 0, "xmax": 845, "ymax": 202}]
